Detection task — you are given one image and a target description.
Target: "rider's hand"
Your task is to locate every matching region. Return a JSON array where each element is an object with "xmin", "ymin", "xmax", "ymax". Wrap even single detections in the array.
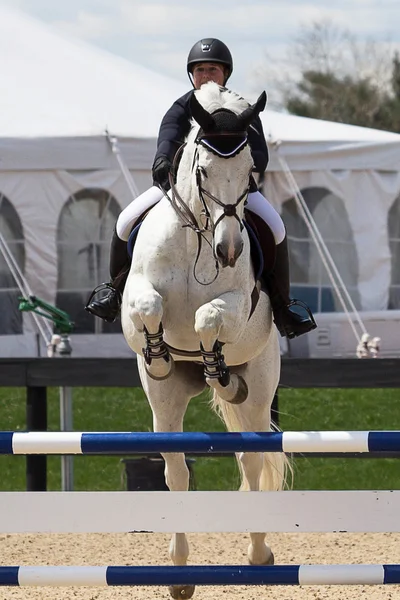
[{"xmin": 152, "ymin": 157, "xmax": 172, "ymax": 190}]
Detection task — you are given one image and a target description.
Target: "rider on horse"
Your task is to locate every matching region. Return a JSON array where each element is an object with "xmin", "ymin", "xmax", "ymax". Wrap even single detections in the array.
[{"xmin": 85, "ymin": 38, "xmax": 316, "ymax": 340}]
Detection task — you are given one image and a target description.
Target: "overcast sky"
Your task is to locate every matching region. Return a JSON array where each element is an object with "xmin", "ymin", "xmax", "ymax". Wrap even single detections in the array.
[{"xmin": 3, "ymin": 0, "xmax": 400, "ymax": 101}]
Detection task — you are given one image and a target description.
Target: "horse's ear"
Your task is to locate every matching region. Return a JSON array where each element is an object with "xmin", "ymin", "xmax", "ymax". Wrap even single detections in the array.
[
  {"xmin": 238, "ymin": 91, "xmax": 267, "ymax": 129},
  {"xmin": 190, "ymin": 92, "xmax": 216, "ymax": 131}
]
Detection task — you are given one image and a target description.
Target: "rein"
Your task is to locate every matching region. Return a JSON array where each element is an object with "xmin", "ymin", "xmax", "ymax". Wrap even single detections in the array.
[
  {"xmin": 157, "ymin": 132, "xmax": 260, "ymax": 335},
  {"xmin": 161, "ymin": 143, "xmax": 220, "ymax": 286},
  {"xmin": 166, "ymin": 138, "xmax": 251, "ymax": 286}
]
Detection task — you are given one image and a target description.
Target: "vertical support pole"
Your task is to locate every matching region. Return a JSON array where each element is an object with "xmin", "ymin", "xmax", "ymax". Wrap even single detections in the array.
[
  {"xmin": 59, "ymin": 386, "xmax": 74, "ymax": 490},
  {"xmin": 58, "ymin": 334, "xmax": 74, "ymax": 490},
  {"xmin": 26, "ymin": 386, "xmax": 47, "ymax": 491}
]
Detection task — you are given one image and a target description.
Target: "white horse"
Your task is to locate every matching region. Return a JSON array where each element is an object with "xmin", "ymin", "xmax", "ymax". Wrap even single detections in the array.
[{"xmin": 121, "ymin": 82, "xmax": 289, "ymax": 599}]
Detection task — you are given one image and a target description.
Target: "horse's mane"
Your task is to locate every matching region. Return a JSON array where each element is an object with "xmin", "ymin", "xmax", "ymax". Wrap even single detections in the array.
[{"xmin": 186, "ymin": 82, "xmax": 250, "ymax": 144}]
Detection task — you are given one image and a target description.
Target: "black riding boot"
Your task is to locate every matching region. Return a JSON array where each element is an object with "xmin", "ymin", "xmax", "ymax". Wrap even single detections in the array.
[
  {"xmin": 266, "ymin": 236, "xmax": 317, "ymax": 339},
  {"xmin": 85, "ymin": 228, "xmax": 130, "ymax": 323}
]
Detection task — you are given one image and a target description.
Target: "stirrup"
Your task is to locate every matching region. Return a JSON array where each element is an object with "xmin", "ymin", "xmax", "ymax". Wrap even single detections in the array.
[
  {"xmin": 85, "ymin": 282, "xmax": 119, "ymax": 309},
  {"xmin": 275, "ymin": 299, "xmax": 317, "ymax": 339},
  {"xmin": 84, "ymin": 283, "xmax": 122, "ymax": 323},
  {"xmin": 288, "ymin": 298, "xmax": 316, "ymax": 320}
]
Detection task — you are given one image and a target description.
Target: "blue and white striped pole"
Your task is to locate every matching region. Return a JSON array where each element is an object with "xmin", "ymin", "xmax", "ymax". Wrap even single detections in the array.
[
  {"xmin": 1, "ymin": 431, "xmax": 400, "ymax": 455},
  {"xmin": 1, "ymin": 565, "xmax": 400, "ymax": 586}
]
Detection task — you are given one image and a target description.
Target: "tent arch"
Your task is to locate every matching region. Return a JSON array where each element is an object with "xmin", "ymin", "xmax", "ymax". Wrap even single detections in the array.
[
  {"xmin": 282, "ymin": 187, "xmax": 360, "ymax": 313},
  {"xmin": 56, "ymin": 187, "xmax": 121, "ymax": 334},
  {"xmin": 0, "ymin": 194, "xmax": 25, "ymax": 334}
]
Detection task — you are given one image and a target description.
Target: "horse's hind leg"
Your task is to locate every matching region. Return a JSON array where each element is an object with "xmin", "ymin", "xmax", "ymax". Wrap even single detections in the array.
[
  {"xmin": 139, "ymin": 358, "xmax": 206, "ymax": 600},
  {"xmin": 212, "ymin": 348, "xmax": 286, "ymax": 567},
  {"xmin": 239, "ymin": 411, "xmax": 276, "ymax": 566},
  {"xmin": 241, "ymin": 450, "xmax": 275, "ymax": 566},
  {"xmin": 216, "ymin": 397, "xmax": 274, "ymax": 564}
]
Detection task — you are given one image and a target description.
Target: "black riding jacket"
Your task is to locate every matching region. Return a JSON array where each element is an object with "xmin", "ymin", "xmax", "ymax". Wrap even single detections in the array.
[{"xmin": 153, "ymin": 90, "xmax": 269, "ymax": 176}]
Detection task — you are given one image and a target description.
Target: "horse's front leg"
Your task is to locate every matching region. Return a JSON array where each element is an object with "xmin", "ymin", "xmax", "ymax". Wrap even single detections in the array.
[
  {"xmin": 195, "ymin": 292, "xmax": 248, "ymax": 404},
  {"xmin": 125, "ymin": 274, "xmax": 174, "ymax": 380}
]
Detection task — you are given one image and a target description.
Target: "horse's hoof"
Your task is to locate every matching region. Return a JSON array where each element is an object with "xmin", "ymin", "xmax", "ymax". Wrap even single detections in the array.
[
  {"xmin": 144, "ymin": 356, "xmax": 175, "ymax": 381},
  {"xmin": 226, "ymin": 374, "xmax": 248, "ymax": 405},
  {"xmin": 168, "ymin": 584, "xmax": 196, "ymax": 599}
]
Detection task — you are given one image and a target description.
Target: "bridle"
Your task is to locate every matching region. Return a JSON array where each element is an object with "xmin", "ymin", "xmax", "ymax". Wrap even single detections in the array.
[
  {"xmin": 195, "ymin": 153, "xmax": 250, "ymax": 234},
  {"xmin": 164, "ymin": 130, "xmax": 252, "ymax": 285},
  {"xmin": 145, "ymin": 91, "xmax": 267, "ymax": 361}
]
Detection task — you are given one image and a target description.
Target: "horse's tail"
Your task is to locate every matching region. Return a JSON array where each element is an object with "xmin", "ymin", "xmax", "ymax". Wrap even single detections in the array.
[{"xmin": 211, "ymin": 389, "xmax": 291, "ymax": 491}]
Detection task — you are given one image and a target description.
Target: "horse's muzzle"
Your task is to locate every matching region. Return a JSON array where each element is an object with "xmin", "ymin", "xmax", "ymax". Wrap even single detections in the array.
[{"xmin": 215, "ymin": 239, "xmax": 244, "ymax": 268}]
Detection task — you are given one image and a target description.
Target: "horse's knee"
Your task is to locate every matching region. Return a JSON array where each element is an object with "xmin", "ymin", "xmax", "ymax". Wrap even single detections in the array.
[
  {"xmin": 134, "ymin": 290, "xmax": 163, "ymax": 330},
  {"xmin": 194, "ymin": 303, "xmax": 223, "ymax": 347}
]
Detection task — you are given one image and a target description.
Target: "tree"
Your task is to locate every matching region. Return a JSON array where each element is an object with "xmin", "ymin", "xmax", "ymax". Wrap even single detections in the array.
[
  {"xmin": 285, "ymin": 69, "xmax": 391, "ymax": 130},
  {"xmin": 256, "ymin": 20, "xmax": 400, "ymax": 132},
  {"xmin": 392, "ymin": 52, "xmax": 400, "ymax": 99},
  {"xmin": 384, "ymin": 52, "xmax": 400, "ymax": 131}
]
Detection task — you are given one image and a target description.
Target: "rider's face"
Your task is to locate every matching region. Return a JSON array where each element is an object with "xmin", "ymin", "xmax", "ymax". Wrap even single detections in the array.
[{"xmin": 192, "ymin": 62, "xmax": 226, "ymax": 89}]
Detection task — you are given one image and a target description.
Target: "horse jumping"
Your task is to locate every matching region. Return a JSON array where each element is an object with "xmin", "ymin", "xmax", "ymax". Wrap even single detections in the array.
[{"xmin": 121, "ymin": 81, "xmax": 289, "ymax": 599}]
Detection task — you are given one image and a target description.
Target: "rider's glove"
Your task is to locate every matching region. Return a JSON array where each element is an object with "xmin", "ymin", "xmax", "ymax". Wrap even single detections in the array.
[{"xmin": 152, "ymin": 157, "xmax": 172, "ymax": 190}]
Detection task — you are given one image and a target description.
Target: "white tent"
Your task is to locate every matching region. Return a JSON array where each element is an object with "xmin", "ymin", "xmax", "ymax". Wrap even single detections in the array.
[
  {"xmin": 1, "ymin": 6, "xmax": 400, "ymax": 357},
  {"xmin": 0, "ymin": 5, "xmax": 188, "ymax": 170}
]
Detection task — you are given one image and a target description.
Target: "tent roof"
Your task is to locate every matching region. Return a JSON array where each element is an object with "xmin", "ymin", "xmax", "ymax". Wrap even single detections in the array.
[
  {"xmin": 0, "ymin": 6, "xmax": 188, "ymax": 138},
  {"xmin": 262, "ymin": 110, "xmax": 400, "ymax": 171},
  {"xmin": 0, "ymin": 6, "xmax": 399, "ymax": 171},
  {"xmin": 261, "ymin": 110, "xmax": 400, "ymax": 143}
]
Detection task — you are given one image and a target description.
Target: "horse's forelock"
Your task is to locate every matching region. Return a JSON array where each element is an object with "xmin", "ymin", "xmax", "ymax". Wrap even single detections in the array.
[
  {"xmin": 195, "ymin": 82, "xmax": 249, "ymax": 116},
  {"xmin": 184, "ymin": 83, "xmax": 250, "ymax": 160},
  {"xmin": 186, "ymin": 82, "xmax": 250, "ymax": 144}
]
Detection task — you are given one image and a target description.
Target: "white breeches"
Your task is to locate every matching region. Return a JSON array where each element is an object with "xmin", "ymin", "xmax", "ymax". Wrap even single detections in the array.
[
  {"xmin": 116, "ymin": 186, "xmax": 163, "ymax": 241},
  {"xmin": 116, "ymin": 186, "xmax": 286, "ymax": 244},
  {"xmin": 247, "ymin": 190, "xmax": 286, "ymax": 244}
]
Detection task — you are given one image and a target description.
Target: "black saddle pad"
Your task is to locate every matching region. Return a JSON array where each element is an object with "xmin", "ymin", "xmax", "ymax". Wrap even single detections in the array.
[
  {"xmin": 127, "ymin": 208, "xmax": 152, "ymax": 258},
  {"xmin": 244, "ymin": 208, "xmax": 276, "ymax": 279}
]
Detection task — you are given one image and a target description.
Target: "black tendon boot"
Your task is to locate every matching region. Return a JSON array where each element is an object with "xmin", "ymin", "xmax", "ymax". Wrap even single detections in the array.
[
  {"xmin": 266, "ymin": 236, "xmax": 317, "ymax": 339},
  {"xmin": 85, "ymin": 228, "xmax": 130, "ymax": 323}
]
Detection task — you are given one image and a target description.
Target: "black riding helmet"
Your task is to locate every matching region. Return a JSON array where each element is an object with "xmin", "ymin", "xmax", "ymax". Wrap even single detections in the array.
[{"xmin": 187, "ymin": 38, "xmax": 233, "ymax": 86}]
